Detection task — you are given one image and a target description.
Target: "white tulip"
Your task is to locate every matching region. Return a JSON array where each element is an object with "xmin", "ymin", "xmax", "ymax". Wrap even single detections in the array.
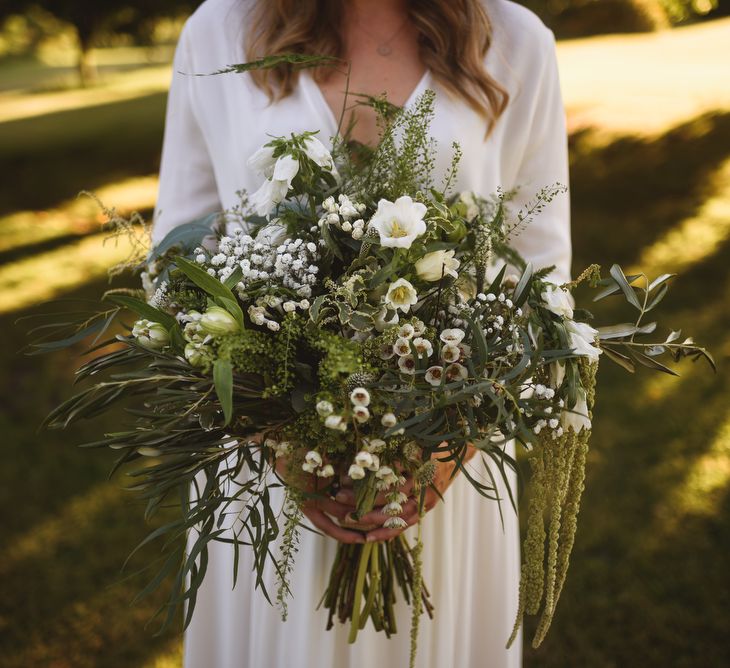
[
  {"xmin": 565, "ymin": 320, "xmax": 602, "ymax": 362},
  {"xmin": 303, "ymin": 135, "xmax": 336, "ymax": 173},
  {"xmin": 247, "ymin": 144, "xmax": 277, "ymax": 178},
  {"xmin": 561, "ymin": 389, "xmax": 592, "ymax": 433},
  {"xmin": 132, "ymin": 319, "xmax": 170, "ymax": 350},
  {"xmin": 199, "ymin": 307, "xmax": 240, "ymax": 337},
  {"xmin": 250, "ymin": 154, "xmax": 300, "ymax": 217},
  {"xmin": 541, "ymin": 284, "xmax": 574, "ymax": 319},
  {"xmin": 369, "ymin": 195, "xmax": 427, "ymax": 249},
  {"xmin": 374, "ymin": 305, "xmax": 399, "ymax": 332},
  {"xmin": 415, "ymin": 249, "xmax": 461, "ymax": 281},
  {"xmin": 385, "ymin": 278, "xmax": 418, "ymax": 313}
]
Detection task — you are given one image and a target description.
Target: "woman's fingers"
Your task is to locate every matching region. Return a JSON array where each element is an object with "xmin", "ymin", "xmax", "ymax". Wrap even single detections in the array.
[
  {"xmin": 364, "ymin": 512, "xmax": 420, "ymax": 543},
  {"xmin": 308, "ymin": 495, "xmax": 355, "ymax": 521},
  {"xmin": 357, "ymin": 497, "xmax": 418, "ymax": 525},
  {"xmin": 301, "ymin": 507, "xmax": 365, "ymax": 544},
  {"xmin": 364, "ymin": 488, "xmax": 439, "ymax": 543},
  {"xmin": 335, "ymin": 475, "xmax": 415, "ymax": 506}
]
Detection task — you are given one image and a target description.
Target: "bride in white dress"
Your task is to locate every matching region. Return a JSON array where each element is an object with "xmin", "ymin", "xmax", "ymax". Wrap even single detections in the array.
[{"xmin": 152, "ymin": 0, "xmax": 572, "ymax": 666}]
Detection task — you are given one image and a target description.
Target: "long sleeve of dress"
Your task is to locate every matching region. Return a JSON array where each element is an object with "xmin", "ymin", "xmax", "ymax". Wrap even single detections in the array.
[
  {"xmin": 152, "ymin": 21, "xmax": 222, "ymax": 245},
  {"xmin": 505, "ymin": 29, "xmax": 572, "ymax": 285}
]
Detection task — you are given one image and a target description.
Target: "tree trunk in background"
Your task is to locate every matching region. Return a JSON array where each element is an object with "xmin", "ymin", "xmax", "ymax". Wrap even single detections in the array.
[{"xmin": 76, "ymin": 28, "xmax": 97, "ymax": 87}]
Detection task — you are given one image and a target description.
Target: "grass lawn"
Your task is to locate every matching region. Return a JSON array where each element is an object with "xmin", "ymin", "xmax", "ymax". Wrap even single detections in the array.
[{"xmin": 0, "ymin": 18, "xmax": 729, "ymax": 668}]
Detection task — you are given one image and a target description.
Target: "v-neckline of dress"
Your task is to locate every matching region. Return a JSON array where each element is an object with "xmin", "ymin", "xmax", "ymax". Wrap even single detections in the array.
[{"xmin": 299, "ymin": 68, "xmax": 432, "ymax": 144}]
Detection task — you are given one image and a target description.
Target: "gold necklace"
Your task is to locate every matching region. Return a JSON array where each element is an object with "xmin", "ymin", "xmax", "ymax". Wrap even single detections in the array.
[{"xmin": 355, "ymin": 16, "xmax": 411, "ymax": 57}]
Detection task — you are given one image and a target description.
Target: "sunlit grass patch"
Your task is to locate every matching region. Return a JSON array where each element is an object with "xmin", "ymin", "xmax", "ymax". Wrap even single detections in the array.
[
  {"xmin": 0, "ymin": 64, "xmax": 172, "ymax": 124},
  {"xmin": 633, "ymin": 158, "xmax": 730, "ymax": 274},
  {"xmin": 0, "ymin": 175, "xmax": 158, "ymax": 256},
  {"xmin": 0, "ymin": 232, "xmax": 143, "ymax": 314}
]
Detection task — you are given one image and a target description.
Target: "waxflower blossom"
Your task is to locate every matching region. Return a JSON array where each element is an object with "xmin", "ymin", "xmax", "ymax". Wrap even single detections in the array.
[
  {"xmin": 412, "ymin": 337, "xmax": 433, "ymax": 358},
  {"xmin": 398, "ymin": 355, "xmax": 417, "ymax": 374},
  {"xmin": 398, "ymin": 323, "xmax": 416, "ymax": 339},
  {"xmin": 394, "ymin": 337, "xmax": 413, "ymax": 357},
  {"xmin": 350, "ymin": 387, "xmax": 371, "ymax": 406},
  {"xmin": 425, "ymin": 366, "xmax": 444, "ymax": 386},
  {"xmin": 369, "ymin": 195, "xmax": 427, "ymax": 248},
  {"xmin": 353, "ymin": 406, "xmax": 370, "ymax": 423},
  {"xmin": 440, "ymin": 328, "xmax": 465, "ymax": 344},
  {"xmin": 441, "ymin": 344, "xmax": 461, "ymax": 363}
]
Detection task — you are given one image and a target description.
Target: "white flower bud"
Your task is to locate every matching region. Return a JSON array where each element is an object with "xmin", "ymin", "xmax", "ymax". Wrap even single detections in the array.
[
  {"xmin": 132, "ymin": 319, "xmax": 170, "ymax": 350},
  {"xmin": 317, "ymin": 464, "xmax": 335, "ymax": 478},
  {"xmin": 353, "ymin": 406, "xmax": 370, "ymax": 423},
  {"xmin": 199, "ymin": 307, "xmax": 240, "ymax": 336},
  {"xmin": 316, "ymin": 400, "xmax": 334, "ymax": 416},
  {"xmin": 381, "ymin": 413, "xmax": 397, "ymax": 428},
  {"xmin": 354, "ymin": 451, "xmax": 374, "ymax": 469},
  {"xmin": 324, "ymin": 415, "xmax": 347, "ymax": 431},
  {"xmin": 348, "ymin": 464, "xmax": 366, "ymax": 480}
]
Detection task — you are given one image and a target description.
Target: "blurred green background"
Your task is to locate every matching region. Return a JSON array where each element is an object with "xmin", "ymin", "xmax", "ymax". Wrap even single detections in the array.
[{"xmin": 1, "ymin": 1, "xmax": 729, "ymax": 666}]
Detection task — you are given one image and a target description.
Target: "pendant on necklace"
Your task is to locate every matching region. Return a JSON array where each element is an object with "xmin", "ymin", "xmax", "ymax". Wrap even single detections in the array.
[{"xmin": 377, "ymin": 44, "xmax": 392, "ymax": 57}]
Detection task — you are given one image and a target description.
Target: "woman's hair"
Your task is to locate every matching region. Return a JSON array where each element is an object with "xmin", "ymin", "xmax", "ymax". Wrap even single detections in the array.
[{"xmin": 245, "ymin": 0, "xmax": 509, "ymax": 134}]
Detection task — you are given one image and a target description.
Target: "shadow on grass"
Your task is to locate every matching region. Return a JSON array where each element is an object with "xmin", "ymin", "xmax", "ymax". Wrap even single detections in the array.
[
  {"xmin": 0, "ymin": 93, "xmax": 167, "ymax": 217},
  {"xmin": 569, "ymin": 110, "xmax": 730, "ymax": 269}
]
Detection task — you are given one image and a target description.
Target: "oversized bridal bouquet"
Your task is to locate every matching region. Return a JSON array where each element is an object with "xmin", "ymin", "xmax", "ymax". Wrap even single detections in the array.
[{"xmin": 29, "ymin": 89, "xmax": 712, "ymax": 664}]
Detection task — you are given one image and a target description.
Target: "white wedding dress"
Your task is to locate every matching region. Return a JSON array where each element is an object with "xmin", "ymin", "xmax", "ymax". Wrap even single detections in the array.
[{"xmin": 152, "ymin": 1, "xmax": 572, "ymax": 666}]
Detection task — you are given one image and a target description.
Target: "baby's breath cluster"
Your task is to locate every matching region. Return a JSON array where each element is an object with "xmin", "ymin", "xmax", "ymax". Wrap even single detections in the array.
[{"xmin": 196, "ymin": 228, "xmax": 320, "ymax": 300}]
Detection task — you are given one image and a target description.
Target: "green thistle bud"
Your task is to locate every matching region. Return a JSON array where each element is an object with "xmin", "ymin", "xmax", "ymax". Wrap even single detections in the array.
[
  {"xmin": 415, "ymin": 460, "xmax": 436, "ymax": 487},
  {"xmin": 345, "ymin": 372, "xmax": 376, "ymax": 393}
]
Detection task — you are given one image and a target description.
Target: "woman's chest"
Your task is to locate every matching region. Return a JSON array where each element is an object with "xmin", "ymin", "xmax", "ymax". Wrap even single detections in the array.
[{"xmin": 192, "ymin": 72, "xmax": 510, "ymax": 210}]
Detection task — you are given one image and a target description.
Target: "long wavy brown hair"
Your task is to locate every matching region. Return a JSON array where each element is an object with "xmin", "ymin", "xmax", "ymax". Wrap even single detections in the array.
[{"xmin": 245, "ymin": 0, "xmax": 510, "ymax": 134}]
